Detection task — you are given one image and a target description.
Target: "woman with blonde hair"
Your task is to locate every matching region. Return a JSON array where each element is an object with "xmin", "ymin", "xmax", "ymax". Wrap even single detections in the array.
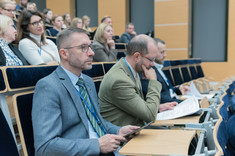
[
  {"xmin": 91, "ymin": 23, "xmax": 117, "ymax": 62},
  {"xmin": 0, "ymin": 14, "xmax": 28, "ymax": 66},
  {"xmin": 70, "ymin": 17, "xmax": 83, "ymax": 29},
  {"xmin": 62, "ymin": 13, "xmax": 71, "ymax": 28},
  {"xmin": 82, "ymin": 15, "xmax": 91, "ymax": 32}
]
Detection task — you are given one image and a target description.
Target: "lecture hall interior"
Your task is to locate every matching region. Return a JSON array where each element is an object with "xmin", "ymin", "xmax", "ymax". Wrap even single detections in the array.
[{"xmin": 0, "ymin": 0, "xmax": 235, "ymax": 156}]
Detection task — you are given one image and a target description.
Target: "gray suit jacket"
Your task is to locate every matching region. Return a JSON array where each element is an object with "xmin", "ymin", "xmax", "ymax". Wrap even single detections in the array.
[
  {"xmin": 32, "ymin": 65, "xmax": 120, "ymax": 156},
  {"xmin": 99, "ymin": 58, "xmax": 162, "ymax": 127}
]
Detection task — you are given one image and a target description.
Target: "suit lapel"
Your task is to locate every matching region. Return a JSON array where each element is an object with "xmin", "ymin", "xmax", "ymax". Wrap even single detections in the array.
[
  {"xmin": 119, "ymin": 58, "xmax": 144, "ymax": 99},
  {"xmin": 56, "ymin": 66, "xmax": 89, "ymax": 132}
]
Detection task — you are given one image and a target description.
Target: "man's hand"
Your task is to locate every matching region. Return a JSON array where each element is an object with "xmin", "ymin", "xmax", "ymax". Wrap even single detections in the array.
[
  {"xmin": 159, "ymin": 102, "xmax": 178, "ymax": 112},
  {"xmin": 98, "ymin": 134, "xmax": 126, "ymax": 154},
  {"xmin": 179, "ymin": 85, "xmax": 190, "ymax": 95},
  {"xmin": 118, "ymin": 125, "xmax": 140, "ymax": 139},
  {"xmin": 142, "ymin": 65, "xmax": 157, "ymax": 80}
]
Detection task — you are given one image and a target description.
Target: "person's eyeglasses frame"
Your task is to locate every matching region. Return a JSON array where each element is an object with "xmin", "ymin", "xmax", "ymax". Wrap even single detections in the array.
[
  {"xmin": 138, "ymin": 52, "xmax": 156, "ymax": 64},
  {"xmin": 29, "ymin": 19, "xmax": 44, "ymax": 27},
  {"xmin": 63, "ymin": 44, "xmax": 92, "ymax": 53},
  {"xmin": 2, "ymin": 8, "xmax": 16, "ymax": 13}
]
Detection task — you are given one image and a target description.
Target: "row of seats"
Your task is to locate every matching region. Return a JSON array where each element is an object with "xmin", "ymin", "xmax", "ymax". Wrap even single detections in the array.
[
  {"xmin": 0, "ymin": 58, "xmax": 231, "ymax": 156},
  {"xmin": 213, "ymin": 80, "xmax": 235, "ymax": 156}
]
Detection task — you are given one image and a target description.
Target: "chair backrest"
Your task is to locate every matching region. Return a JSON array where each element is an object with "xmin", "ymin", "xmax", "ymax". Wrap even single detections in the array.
[
  {"xmin": 0, "ymin": 108, "xmax": 19, "ymax": 156},
  {"xmin": 103, "ymin": 62, "xmax": 116, "ymax": 74},
  {"xmin": 13, "ymin": 91, "xmax": 34, "ymax": 156},
  {"xmin": 171, "ymin": 66, "xmax": 184, "ymax": 86},
  {"xmin": 220, "ymin": 92, "xmax": 232, "ymax": 121},
  {"xmin": 3, "ymin": 65, "xmax": 58, "ymax": 93},
  {"xmin": 117, "ymin": 52, "xmax": 126, "ymax": 60},
  {"xmin": 115, "ymin": 43, "xmax": 127, "ymax": 52},
  {"xmin": 162, "ymin": 67, "xmax": 175, "ymax": 86},
  {"xmin": 94, "ymin": 79, "xmax": 102, "ymax": 94},
  {"xmin": 46, "ymin": 36, "xmax": 56, "ymax": 44},
  {"xmin": 216, "ymin": 120, "xmax": 229, "ymax": 155},
  {"xmin": 82, "ymin": 63, "xmax": 105, "ymax": 80},
  {"xmin": 181, "ymin": 66, "xmax": 192, "ymax": 83},
  {"xmin": 0, "ymin": 67, "xmax": 6, "ymax": 93}
]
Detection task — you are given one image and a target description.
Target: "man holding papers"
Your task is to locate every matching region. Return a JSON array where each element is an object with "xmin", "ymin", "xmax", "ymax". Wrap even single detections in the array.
[
  {"xmin": 141, "ymin": 38, "xmax": 190, "ymax": 104},
  {"xmin": 99, "ymin": 35, "xmax": 177, "ymax": 127}
]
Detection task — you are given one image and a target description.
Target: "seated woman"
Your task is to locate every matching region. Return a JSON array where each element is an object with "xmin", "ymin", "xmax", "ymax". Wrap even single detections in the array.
[
  {"xmin": 62, "ymin": 13, "xmax": 71, "ymax": 29},
  {"xmin": 82, "ymin": 15, "xmax": 92, "ymax": 32},
  {"xmin": 0, "ymin": 14, "xmax": 28, "ymax": 66},
  {"xmin": 70, "ymin": 17, "xmax": 83, "ymax": 29},
  {"xmin": 91, "ymin": 23, "xmax": 117, "ymax": 62},
  {"xmin": 43, "ymin": 8, "xmax": 53, "ymax": 29},
  {"xmin": 46, "ymin": 15, "xmax": 64, "ymax": 37},
  {"xmin": 16, "ymin": 10, "xmax": 60, "ymax": 65}
]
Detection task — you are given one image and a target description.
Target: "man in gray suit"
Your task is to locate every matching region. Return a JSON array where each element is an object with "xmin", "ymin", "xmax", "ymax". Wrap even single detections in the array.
[{"xmin": 32, "ymin": 28, "xmax": 139, "ymax": 156}]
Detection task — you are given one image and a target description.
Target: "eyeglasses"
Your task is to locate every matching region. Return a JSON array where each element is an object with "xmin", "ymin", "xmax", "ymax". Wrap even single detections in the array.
[
  {"xmin": 64, "ymin": 44, "xmax": 92, "ymax": 53},
  {"xmin": 29, "ymin": 19, "xmax": 44, "ymax": 27},
  {"xmin": 2, "ymin": 8, "xmax": 16, "ymax": 13},
  {"xmin": 139, "ymin": 53, "xmax": 156, "ymax": 64}
]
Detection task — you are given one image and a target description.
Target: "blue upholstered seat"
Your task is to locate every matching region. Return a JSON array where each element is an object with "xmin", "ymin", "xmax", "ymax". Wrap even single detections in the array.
[
  {"xmin": 82, "ymin": 63, "xmax": 104, "ymax": 79},
  {"xmin": 0, "ymin": 68, "xmax": 6, "ymax": 93},
  {"xmin": 5, "ymin": 65, "xmax": 57, "ymax": 91},
  {"xmin": 0, "ymin": 108, "xmax": 19, "ymax": 156},
  {"xmin": 14, "ymin": 92, "xmax": 34, "ymax": 156},
  {"xmin": 103, "ymin": 62, "xmax": 116, "ymax": 74}
]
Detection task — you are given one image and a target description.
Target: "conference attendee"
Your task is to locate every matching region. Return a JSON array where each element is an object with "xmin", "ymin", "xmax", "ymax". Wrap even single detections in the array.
[
  {"xmin": 101, "ymin": 15, "xmax": 112, "ymax": 26},
  {"xmin": 15, "ymin": 0, "xmax": 27, "ymax": 11},
  {"xmin": 119, "ymin": 23, "xmax": 136, "ymax": 44},
  {"xmin": 32, "ymin": 27, "xmax": 139, "ymax": 156},
  {"xmin": 70, "ymin": 17, "xmax": 83, "ymax": 29},
  {"xmin": 26, "ymin": 2, "xmax": 37, "ymax": 12},
  {"xmin": 62, "ymin": 13, "xmax": 71, "ymax": 28},
  {"xmin": 99, "ymin": 34, "xmax": 177, "ymax": 127},
  {"xmin": 82, "ymin": 15, "xmax": 92, "ymax": 32},
  {"xmin": 0, "ymin": 14, "xmax": 28, "ymax": 66},
  {"xmin": 16, "ymin": 10, "xmax": 60, "ymax": 65},
  {"xmin": 91, "ymin": 15, "xmax": 112, "ymax": 40},
  {"xmin": 46, "ymin": 15, "xmax": 64, "ymax": 37},
  {"xmin": 43, "ymin": 8, "xmax": 53, "ymax": 29},
  {"xmin": 141, "ymin": 38, "xmax": 190, "ymax": 104},
  {"xmin": 0, "ymin": 0, "xmax": 17, "ymax": 28},
  {"xmin": 91, "ymin": 23, "xmax": 118, "ymax": 62}
]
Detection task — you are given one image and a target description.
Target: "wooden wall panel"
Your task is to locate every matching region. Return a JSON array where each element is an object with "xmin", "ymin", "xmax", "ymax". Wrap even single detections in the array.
[
  {"xmin": 165, "ymin": 50, "xmax": 188, "ymax": 60},
  {"xmin": 155, "ymin": 25, "xmax": 188, "ymax": 48},
  {"xmin": 98, "ymin": 0, "xmax": 129, "ymax": 36},
  {"xmin": 154, "ymin": 0, "xmax": 189, "ymax": 64},
  {"xmin": 155, "ymin": 0, "xmax": 188, "ymax": 24},
  {"xmin": 47, "ymin": 0, "xmax": 75, "ymax": 18}
]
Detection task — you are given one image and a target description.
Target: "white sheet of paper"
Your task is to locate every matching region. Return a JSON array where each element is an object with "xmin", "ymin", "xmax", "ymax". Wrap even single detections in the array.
[
  {"xmin": 186, "ymin": 81, "xmax": 203, "ymax": 97},
  {"xmin": 156, "ymin": 96, "xmax": 200, "ymax": 120}
]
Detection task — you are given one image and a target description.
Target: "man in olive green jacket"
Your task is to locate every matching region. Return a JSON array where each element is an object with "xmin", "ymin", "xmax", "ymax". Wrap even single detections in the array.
[{"xmin": 99, "ymin": 34, "xmax": 177, "ymax": 126}]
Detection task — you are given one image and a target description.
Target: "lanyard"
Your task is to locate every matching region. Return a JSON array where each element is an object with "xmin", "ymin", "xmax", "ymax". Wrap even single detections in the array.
[
  {"xmin": 123, "ymin": 57, "xmax": 135, "ymax": 81},
  {"xmin": 75, "ymin": 88, "xmax": 107, "ymax": 135},
  {"xmin": 2, "ymin": 49, "xmax": 21, "ymax": 66},
  {"xmin": 37, "ymin": 42, "xmax": 42, "ymax": 55}
]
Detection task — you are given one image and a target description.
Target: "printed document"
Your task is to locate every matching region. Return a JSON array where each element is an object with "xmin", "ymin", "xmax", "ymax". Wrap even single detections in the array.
[
  {"xmin": 156, "ymin": 96, "xmax": 200, "ymax": 120},
  {"xmin": 181, "ymin": 81, "xmax": 214, "ymax": 100}
]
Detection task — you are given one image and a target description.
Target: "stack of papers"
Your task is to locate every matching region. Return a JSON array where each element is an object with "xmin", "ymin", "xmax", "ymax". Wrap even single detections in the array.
[
  {"xmin": 181, "ymin": 81, "xmax": 214, "ymax": 100},
  {"xmin": 156, "ymin": 96, "xmax": 200, "ymax": 120}
]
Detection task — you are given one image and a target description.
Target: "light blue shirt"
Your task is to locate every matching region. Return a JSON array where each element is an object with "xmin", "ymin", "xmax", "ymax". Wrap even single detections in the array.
[{"xmin": 61, "ymin": 66, "xmax": 99, "ymax": 139}]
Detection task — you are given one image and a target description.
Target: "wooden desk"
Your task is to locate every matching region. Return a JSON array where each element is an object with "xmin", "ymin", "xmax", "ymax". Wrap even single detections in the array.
[
  {"xmin": 119, "ymin": 129, "xmax": 196, "ymax": 156},
  {"xmin": 152, "ymin": 115, "xmax": 201, "ymax": 126}
]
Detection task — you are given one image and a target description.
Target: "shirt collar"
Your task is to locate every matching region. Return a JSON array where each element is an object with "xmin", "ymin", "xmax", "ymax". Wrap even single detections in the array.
[
  {"xmin": 61, "ymin": 66, "xmax": 83, "ymax": 86},
  {"xmin": 154, "ymin": 62, "xmax": 164, "ymax": 70}
]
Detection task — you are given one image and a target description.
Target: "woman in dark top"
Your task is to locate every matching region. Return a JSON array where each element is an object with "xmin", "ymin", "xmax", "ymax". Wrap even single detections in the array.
[
  {"xmin": 46, "ymin": 15, "xmax": 64, "ymax": 37},
  {"xmin": 0, "ymin": 14, "xmax": 28, "ymax": 66}
]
